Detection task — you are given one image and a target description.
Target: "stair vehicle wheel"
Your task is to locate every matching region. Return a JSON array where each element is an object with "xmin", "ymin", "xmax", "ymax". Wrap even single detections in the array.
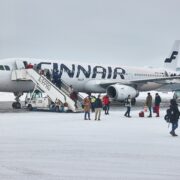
[
  {"xmin": 55, "ymin": 106, "xmax": 59, "ymax": 112},
  {"xmin": 27, "ymin": 104, "xmax": 33, "ymax": 111}
]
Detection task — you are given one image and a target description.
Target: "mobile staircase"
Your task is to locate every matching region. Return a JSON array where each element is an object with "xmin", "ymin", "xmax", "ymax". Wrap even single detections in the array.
[{"xmin": 11, "ymin": 68, "xmax": 83, "ymax": 112}]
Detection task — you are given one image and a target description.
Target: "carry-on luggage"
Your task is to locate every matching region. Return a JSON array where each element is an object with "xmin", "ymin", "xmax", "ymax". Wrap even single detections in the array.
[{"xmin": 139, "ymin": 111, "xmax": 144, "ymax": 117}]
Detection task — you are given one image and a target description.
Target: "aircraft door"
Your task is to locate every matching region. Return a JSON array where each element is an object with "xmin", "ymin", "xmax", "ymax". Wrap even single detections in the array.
[{"xmin": 15, "ymin": 60, "xmax": 27, "ymax": 69}]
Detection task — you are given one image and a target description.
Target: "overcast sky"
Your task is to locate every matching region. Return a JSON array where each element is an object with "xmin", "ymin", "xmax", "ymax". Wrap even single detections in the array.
[{"xmin": 0, "ymin": 0, "xmax": 180, "ymax": 67}]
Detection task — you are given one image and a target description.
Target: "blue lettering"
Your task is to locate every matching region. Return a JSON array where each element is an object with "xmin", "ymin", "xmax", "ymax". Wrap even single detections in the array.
[
  {"xmin": 92, "ymin": 66, "xmax": 106, "ymax": 79},
  {"xmin": 76, "ymin": 65, "xmax": 91, "ymax": 78}
]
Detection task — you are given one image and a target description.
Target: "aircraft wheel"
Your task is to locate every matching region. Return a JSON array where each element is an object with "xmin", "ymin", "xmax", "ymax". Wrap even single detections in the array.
[
  {"xmin": 12, "ymin": 102, "xmax": 16, "ymax": 109},
  {"xmin": 12, "ymin": 102, "xmax": 21, "ymax": 109},
  {"xmin": 16, "ymin": 102, "xmax": 21, "ymax": 109}
]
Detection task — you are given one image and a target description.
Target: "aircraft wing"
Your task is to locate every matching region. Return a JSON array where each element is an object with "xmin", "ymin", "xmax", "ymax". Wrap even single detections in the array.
[
  {"xmin": 130, "ymin": 76, "xmax": 180, "ymax": 84},
  {"xmin": 97, "ymin": 76, "xmax": 180, "ymax": 88}
]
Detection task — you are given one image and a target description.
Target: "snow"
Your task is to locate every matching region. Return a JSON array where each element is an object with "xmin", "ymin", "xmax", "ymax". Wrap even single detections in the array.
[
  {"xmin": 0, "ymin": 107, "xmax": 180, "ymax": 180},
  {"xmin": 0, "ymin": 93, "xmax": 26, "ymax": 102},
  {"xmin": 0, "ymin": 93, "xmax": 15, "ymax": 101}
]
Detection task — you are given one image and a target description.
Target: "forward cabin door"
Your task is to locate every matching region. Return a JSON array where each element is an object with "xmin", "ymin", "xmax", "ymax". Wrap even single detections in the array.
[{"xmin": 15, "ymin": 60, "xmax": 28, "ymax": 69}]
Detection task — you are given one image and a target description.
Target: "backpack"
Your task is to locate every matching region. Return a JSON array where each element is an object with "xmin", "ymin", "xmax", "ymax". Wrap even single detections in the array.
[
  {"xmin": 124, "ymin": 98, "xmax": 130, "ymax": 106},
  {"xmin": 164, "ymin": 108, "xmax": 172, "ymax": 123}
]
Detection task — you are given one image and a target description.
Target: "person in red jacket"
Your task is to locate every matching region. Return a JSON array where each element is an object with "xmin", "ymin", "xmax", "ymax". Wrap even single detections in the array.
[
  {"xmin": 26, "ymin": 63, "xmax": 33, "ymax": 69},
  {"xmin": 102, "ymin": 95, "xmax": 110, "ymax": 115}
]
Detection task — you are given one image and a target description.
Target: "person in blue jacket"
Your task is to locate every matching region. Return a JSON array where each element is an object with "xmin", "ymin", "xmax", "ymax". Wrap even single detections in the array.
[{"xmin": 168, "ymin": 99, "xmax": 180, "ymax": 136}]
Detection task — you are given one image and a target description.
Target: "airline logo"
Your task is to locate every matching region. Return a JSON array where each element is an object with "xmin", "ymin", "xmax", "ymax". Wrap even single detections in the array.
[
  {"xmin": 165, "ymin": 51, "xmax": 178, "ymax": 63},
  {"xmin": 52, "ymin": 63, "xmax": 126, "ymax": 79}
]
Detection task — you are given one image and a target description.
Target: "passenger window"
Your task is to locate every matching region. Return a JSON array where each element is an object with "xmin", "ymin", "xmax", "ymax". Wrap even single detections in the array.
[
  {"xmin": 0, "ymin": 65, "xmax": 4, "ymax": 70},
  {"xmin": 4, "ymin": 65, "xmax": 10, "ymax": 71}
]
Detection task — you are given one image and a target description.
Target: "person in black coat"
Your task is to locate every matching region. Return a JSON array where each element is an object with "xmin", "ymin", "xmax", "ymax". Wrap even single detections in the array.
[
  {"xmin": 154, "ymin": 93, "xmax": 161, "ymax": 117},
  {"xmin": 169, "ymin": 99, "xmax": 180, "ymax": 136},
  {"xmin": 94, "ymin": 95, "xmax": 103, "ymax": 120}
]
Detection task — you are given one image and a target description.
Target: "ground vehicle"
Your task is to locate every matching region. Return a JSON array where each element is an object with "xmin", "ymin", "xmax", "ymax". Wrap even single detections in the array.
[
  {"xmin": 173, "ymin": 91, "xmax": 180, "ymax": 102},
  {"xmin": 25, "ymin": 90, "xmax": 68, "ymax": 112}
]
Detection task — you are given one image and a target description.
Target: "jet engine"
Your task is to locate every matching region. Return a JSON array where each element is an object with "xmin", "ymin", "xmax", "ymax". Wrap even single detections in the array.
[{"xmin": 107, "ymin": 84, "xmax": 139, "ymax": 101}]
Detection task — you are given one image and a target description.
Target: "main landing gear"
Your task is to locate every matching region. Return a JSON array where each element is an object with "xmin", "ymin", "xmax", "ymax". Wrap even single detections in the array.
[{"xmin": 12, "ymin": 92, "xmax": 23, "ymax": 109}]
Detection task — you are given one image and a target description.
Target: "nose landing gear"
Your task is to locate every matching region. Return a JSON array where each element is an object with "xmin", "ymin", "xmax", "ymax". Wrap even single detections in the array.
[{"xmin": 12, "ymin": 92, "xmax": 23, "ymax": 109}]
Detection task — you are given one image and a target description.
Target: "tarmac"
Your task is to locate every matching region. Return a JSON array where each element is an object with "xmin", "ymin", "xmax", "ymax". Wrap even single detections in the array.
[{"xmin": 0, "ymin": 98, "xmax": 171, "ymax": 113}]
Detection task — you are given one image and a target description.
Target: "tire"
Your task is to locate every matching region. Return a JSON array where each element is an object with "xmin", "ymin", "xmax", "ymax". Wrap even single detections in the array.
[
  {"xmin": 12, "ymin": 102, "xmax": 16, "ymax": 109},
  {"xmin": 55, "ymin": 106, "xmax": 59, "ymax": 112},
  {"xmin": 12, "ymin": 102, "xmax": 21, "ymax": 109},
  {"xmin": 16, "ymin": 102, "xmax": 21, "ymax": 109},
  {"xmin": 27, "ymin": 104, "xmax": 33, "ymax": 111}
]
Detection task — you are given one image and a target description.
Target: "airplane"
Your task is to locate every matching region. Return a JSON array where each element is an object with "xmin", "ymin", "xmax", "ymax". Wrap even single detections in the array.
[{"xmin": 0, "ymin": 40, "xmax": 180, "ymax": 109}]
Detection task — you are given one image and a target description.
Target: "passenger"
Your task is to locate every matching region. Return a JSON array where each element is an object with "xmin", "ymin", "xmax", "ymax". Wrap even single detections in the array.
[
  {"xmin": 83, "ymin": 96, "xmax": 91, "ymax": 120},
  {"xmin": 33, "ymin": 64, "xmax": 38, "ymax": 72},
  {"xmin": 70, "ymin": 91, "xmax": 78, "ymax": 108},
  {"xmin": 102, "ymin": 94, "xmax": 110, "ymax": 115},
  {"xmin": 94, "ymin": 94, "xmax": 103, "ymax": 120},
  {"xmin": 69, "ymin": 85, "xmax": 74, "ymax": 94},
  {"xmin": 168, "ymin": 99, "xmax": 180, "ymax": 136},
  {"xmin": 56, "ymin": 77, "xmax": 62, "ymax": 89},
  {"xmin": 154, "ymin": 93, "xmax": 161, "ymax": 117},
  {"xmin": 63, "ymin": 102, "xmax": 69, "ymax": 112},
  {"xmin": 55, "ymin": 99, "xmax": 61, "ymax": 110},
  {"xmin": 59, "ymin": 104, "xmax": 64, "ymax": 112},
  {"xmin": 124, "ymin": 95, "xmax": 131, "ymax": 117},
  {"xmin": 52, "ymin": 69, "xmax": 59, "ymax": 86},
  {"xmin": 40, "ymin": 69, "xmax": 45, "ymax": 75},
  {"xmin": 145, "ymin": 92, "xmax": 153, "ymax": 117},
  {"xmin": 90, "ymin": 95, "xmax": 96, "ymax": 112},
  {"xmin": 26, "ymin": 63, "xmax": 33, "ymax": 69},
  {"xmin": 46, "ymin": 70, "xmax": 51, "ymax": 81},
  {"xmin": 36, "ymin": 64, "xmax": 41, "ymax": 73}
]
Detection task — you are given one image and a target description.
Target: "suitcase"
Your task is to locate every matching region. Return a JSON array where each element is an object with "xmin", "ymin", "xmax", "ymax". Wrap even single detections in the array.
[
  {"xmin": 139, "ymin": 111, "xmax": 144, "ymax": 117},
  {"xmin": 153, "ymin": 106, "xmax": 157, "ymax": 113}
]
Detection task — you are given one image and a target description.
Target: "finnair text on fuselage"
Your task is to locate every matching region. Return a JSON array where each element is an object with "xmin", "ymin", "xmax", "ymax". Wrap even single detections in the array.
[{"xmin": 52, "ymin": 63, "xmax": 126, "ymax": 79}]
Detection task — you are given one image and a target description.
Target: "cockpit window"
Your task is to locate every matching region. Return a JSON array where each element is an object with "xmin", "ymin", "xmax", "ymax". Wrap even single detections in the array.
[
  {"xmin": 0, "ymin": 65, "xmax": 4, "ymax": 70},
  {"xmin": 4, "ymin": 65, "xmax": 10, "ymax": 71}
]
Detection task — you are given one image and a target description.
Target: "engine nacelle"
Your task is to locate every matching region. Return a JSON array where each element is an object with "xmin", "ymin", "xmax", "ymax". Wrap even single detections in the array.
[{"xmin": 107, "ymin": 84, "xmax": 138, "ymax": 101}]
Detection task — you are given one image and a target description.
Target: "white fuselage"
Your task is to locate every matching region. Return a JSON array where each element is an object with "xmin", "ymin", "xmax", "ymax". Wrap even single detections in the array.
[{"xmin": 0, "ymin": 58, "xmax": 177, "ymax": 93}]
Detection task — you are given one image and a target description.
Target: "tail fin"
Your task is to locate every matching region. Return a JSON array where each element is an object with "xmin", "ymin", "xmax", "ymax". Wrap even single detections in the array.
[{"xmin": 164, "ymin": 40, "xmax": 180, "ymax": 71}]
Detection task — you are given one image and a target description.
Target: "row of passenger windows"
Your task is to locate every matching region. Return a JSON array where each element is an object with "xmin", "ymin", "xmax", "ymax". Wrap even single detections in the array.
[
  {"xmin": 134, "ymin": 73, "xmax": 164, "ymax": 77},
  {"xmin": 0, "ymin": 65, "xmax": 10, "ymax": 71}
]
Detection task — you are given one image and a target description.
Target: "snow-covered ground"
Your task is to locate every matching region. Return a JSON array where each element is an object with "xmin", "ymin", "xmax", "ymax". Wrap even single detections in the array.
[{"xmin": 0, "ymin": 108, "xmax": 180, "ymax": 180}]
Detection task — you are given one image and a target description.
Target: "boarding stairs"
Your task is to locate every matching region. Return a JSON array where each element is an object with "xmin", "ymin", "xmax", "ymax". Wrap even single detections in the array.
[{"xmin": 11, "ymin": 69, "xmax": 83, "ymax": 112}]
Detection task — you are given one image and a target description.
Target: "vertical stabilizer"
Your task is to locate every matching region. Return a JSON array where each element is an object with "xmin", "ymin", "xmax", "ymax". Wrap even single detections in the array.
[{"xmin": 164, "ymin": 40, "xmax": 180, "ymax": 71}]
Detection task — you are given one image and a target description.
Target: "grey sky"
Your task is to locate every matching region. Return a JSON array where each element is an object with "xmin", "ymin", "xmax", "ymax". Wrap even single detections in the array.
[{"xmin": 0, "ymin": 0, "xmax": 180, "ymax": 67}]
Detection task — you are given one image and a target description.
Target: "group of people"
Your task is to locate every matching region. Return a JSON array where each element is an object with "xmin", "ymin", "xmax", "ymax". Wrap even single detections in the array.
[
  {"xmin": 83, "ymin": 94, "xmax": 110, "ymax": 120},
  {"xmin": 25, "ymin": 62, "xmax": 63, "ymax": 89},
  {"xmin": 124, "ymin": 92, "xmax": 162, "ymax": 118},
  {"xmin": 125, "ymin": 92, "xmax": 179, "ymax": 137},
  {"xmin": 25, "ymin": 62, "xmax": 180, "ymax": 136},
  {"xmin": 145, "ymin": 92, "xmax": 161, "ymax": 118}
]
